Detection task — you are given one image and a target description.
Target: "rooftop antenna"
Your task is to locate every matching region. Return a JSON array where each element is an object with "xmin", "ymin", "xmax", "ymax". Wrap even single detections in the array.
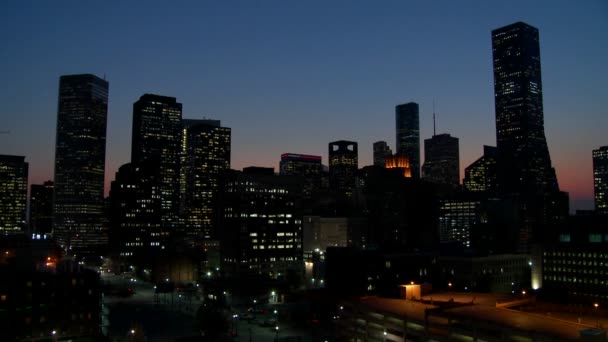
[{"xmin": 433, "ymin": 98, "xmax": 436, "ymax": 137}]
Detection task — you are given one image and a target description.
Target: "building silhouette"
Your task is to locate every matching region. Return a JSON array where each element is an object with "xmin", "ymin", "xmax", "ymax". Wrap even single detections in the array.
[
  {"xmin": 279, "ymin": 153, "xmax": 322, "ymax": 199},
  {"xmin": 0, "ymin": 155, "xmax": 28, "ymax": 235},
  {"xmin": 373, "ymin": 141, "xmax": 392, "ymax": 167},
  {"xmin": 109, "ymin": 161, "xmax": 163, "ymax": 260},
  {"xmin": 422, "ymin": 133, "xmax": 459, "ymax": 186},
  {"xmin": 30, "ymin": 181, "xmax": 54, "ymax": 237},
  {"xmin": 593, "ymin": 146, "xmax": 608, "ymax": 215},
  {"xmin": 463, "ymin": 146, "xmax": 498, "ymax": 194},
  {"xmin": 53, "ymin": 74, "xmax": 108, "ymax": 251},
  {"xmin": 329, "ymin": 141, "xmax": 358, "ymax": 198},
  {"xmin": 492, "ymin": 22, "xmax": 558, "ymax": 194},
  {"xmin": 132, "ymin": 94, "xmax": 182, "ymax": 233},
  {"xmin": 181, "ymin": 119, "xmax": 231, "ymax": 239},
  {"xmin": 216, "ymin": 169, "xmax": 303, "ymax": 279},
  {"xmin": 395, "ymin": 102, "xmax": 420, "ymax": 179}
]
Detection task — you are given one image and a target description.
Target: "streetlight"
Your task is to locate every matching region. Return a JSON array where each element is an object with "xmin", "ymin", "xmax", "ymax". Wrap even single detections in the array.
[
  {"xmin": 275, "ymin": 326, "xmax": 279, "ymax": 341},
  {"xmin": 383, "ymin": 330, "xmax": 387, "ymax": 342},
  {"xmin": 594, "ymin": 303, "xmax": 599, "ymax": 327},
  {"xmin": 232, "ymin": 314, "xmax": 239, "ymax": 336}
]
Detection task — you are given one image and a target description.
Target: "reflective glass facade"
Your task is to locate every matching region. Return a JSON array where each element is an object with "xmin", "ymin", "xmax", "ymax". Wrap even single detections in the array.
[{"xmin": 53, "ymin": 74, "xmax": 108, "ymax": 251}]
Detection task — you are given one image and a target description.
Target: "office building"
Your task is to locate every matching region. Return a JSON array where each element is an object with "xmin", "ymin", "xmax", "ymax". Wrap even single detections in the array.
[
  {"xmin": 109, "ymin": 162, "xmax": 163, "ymax": 259},
  {"xmin": 132, "ymin": 94, "xmax": 182, "ymax": 232},
  {"xmin": 181, "ymin": 119, "xmax": 231, "ymax": 239},
  {"xmin": 422, "ymin": 133, "xmax": 459, "ymax": 186},
  {"xmin": 0, "ymin": 155, "xmax": 28, "ymax": 235},
  {"xmin": 329, "ymin": 141, "xmax": 358, "ymax": 198},
  {"xmin": 53, "ymin": 74, "xmax": 108, "ymax": 251},
  {"xmin": 373, "ymin": 141, "xmax": 392, "ymax": 167},
  {"xmin": 29, "ymin": 181, "xmax": 54, "ymax": 237},
  {"xmin": 593, "ymin": 146, "xmax": 608, "ymax": 215},
  {"xmin": 438, "ymin": 200, "xmax": 481, "ymax": 248},
  {"xmin": 492, "ymin": 22, "xmax": 568, "ymax": 252},
  {"xmin": 539, "ymin": 214, "xmax": 608, "ymax": 304},
  {"xmin": 463, "ymin": 146, "xmax": 498, "ymax": 194},
  {"xmin": 0, "ymin": 236, "xmax": 102, "ymax": 341},
  {"xmin": 492, "ymin": 22, "xmax": 558, "ymax": 194},
  {"xmin": 216, "ymin": 170, "xmax": 303, "ymax": 279},
  {"xmin": 279, "ymin": 153, "xmax": 322, "ymax": 198},
  {"xmin": 395, "ymin": 102, "xmax": 420, "ymax": 179}
]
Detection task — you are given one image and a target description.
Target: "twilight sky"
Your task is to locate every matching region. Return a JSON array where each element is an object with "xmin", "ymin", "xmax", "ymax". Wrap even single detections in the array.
[{"xmin": 1, "ymin": 1, "xmax": 607, "ymax": 211}]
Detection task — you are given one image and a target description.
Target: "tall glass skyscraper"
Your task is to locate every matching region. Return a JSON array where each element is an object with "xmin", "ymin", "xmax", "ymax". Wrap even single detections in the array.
[
  {"xmin": 492, "ymin": 22, "xmax": 558, "ymax": 194},
  {"xmin": 593, "ymin": 146, "xmax": 608, "ymax": 215},
  {"xmin": 395, "ymin": 102, "xmax": 420, "ymax": 179},
  {"xmin": 132, "ymin": 94, "xmax": 182, "ymax": 231},
  {"xmin": 181, "ymin": 119, "xmax": 231, "ymax": 239},
  {"xmin": 53, "ymin": 74, "xmax": 108, "ymax": 251},
  {"xmin": 0, "ymin": 155, "xmax": 28, "ymax": 235}
]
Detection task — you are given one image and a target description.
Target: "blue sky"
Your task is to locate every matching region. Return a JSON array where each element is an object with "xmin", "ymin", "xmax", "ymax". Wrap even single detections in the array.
[{"xmin": 1, "ymin": 0, "xmax": 607, "ymax": 210}]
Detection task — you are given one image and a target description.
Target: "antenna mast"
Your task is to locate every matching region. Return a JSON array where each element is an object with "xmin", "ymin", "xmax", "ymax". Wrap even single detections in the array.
[{"xmin": 433, "ymin": 98, "xmax": 436, "ymax": 136}]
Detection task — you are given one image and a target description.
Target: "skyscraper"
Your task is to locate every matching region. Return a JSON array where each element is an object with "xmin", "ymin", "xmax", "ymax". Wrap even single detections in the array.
[
  {"xmin": 372, "ymin": 141, "xmax": 392, "ymax": 167},
  {"xmin": 132, "ymin": 94, "xmax": 182, "ymax": 231},
  {"xmin": 181, "ymin": 119, "xmax": 231, "ymax": 239},
  {"xmin": 396, "ymin": 102, "xmax": 420, "ymax": 179},
  {"xmin": 593, "ymin": 146, "xmax": 608, "ymax": 215},
  {"xmin": 492, "ymin": 22, "xmax": 558, "ymax": 194},
  {"xmin": 30, "ymin": 181, "xmax": 54, "ymax": 237},
  {"xmin": 53, "ymin": 74, "xmax": 108, "ymax": 251},
  {"xmin": 329, "ymin": 141, "xmax": 358, "ymax": 198},
  {"xmin": 463, "ymin": 146, "xmax": 498, "ymax": 194},
  {"xmin": 279, "ymin": 153, "xmax": 322, "ymax": 198},
  {"xmin": 422, "ymin": 133, "xmax": 460, "ymax": 186},
  {"xmin": 0, "ymin": 155, "xmax": 28, "ymax": 235}
]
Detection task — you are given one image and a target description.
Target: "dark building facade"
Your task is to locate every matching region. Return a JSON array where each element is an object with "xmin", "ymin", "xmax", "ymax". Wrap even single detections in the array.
[
  {"xmin": 539, "ymin": 214, "xmax": 608, "ymax": 304},
  {"xmin": 463, "ymin": 145, "xmax": 498, "ymax": 194},
  {"xmin": 329, "ymin": 141, "xmax": 358, "ymax": 198},
  {"xmin": 422, "ymin": 133, "xmax": 459, "ymax": 186},
  {"xmin": 279, "ymin": 153, "xmax": 322, "ymax": 199},
  {"xmin": 438, "ymin": 199, "xmax": 481, "ymax": 248},
  {"xmin": 132, "ymin": 94, "xmax": 182, "ymax": 233},
  {"xmin": 593, "ymin": 146, "xmax": 608, "ymax": 215},
  {"xmin": 492, "ymin": 22, "xmax": 567, "ymax": 251},
  {"xmin": 372, "ymin": 141, "xmax": 392, "ymax": 167},
  {"xmin": 0, "ymin": 237, "xmax": 102, "ymax": 341},
  {"xmin": 109, "ymin": 162, "xmax": 163, "ymax": 260},
  {"xmin": 181, "ymin": 119, "xmax": 231, "ymax": 239},
  {"xmin": 29, "ymin": 181, "xmax": 54, "ymax": 237},
  {"xmin": 492, "ymin": 22, "xmax": 558, "ymax": 194},
  {"xmin": 53, "ymin": 74, "xmax": 108, "ymax": 251},
  {"xmin": 395, "ymin": 102, "xmax": 420, "ymax": 179},
  {"xmin": 216, "ymin": 170, "xmax": 303, "ymax": 280},
  {"xmin": 0, "ymin": 155, "xmax": 28, "ymax": 235}
]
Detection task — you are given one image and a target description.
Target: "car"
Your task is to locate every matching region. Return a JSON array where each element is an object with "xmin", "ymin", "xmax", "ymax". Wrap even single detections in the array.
[{"xmin": 261, "ymin": 318, "xmax": 277, "ymax": 327}]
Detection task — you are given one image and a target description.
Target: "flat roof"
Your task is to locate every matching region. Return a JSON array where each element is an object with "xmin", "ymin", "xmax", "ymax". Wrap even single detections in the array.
[{"xmin": 352, "ymin": 295, "xmax": 596, "ymax": 341}]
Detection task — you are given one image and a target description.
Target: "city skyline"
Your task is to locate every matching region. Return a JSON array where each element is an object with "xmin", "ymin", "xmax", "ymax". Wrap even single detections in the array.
[{"xmin": 1, "ymin": 1, "xmax": 607, "ymax": 211}]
